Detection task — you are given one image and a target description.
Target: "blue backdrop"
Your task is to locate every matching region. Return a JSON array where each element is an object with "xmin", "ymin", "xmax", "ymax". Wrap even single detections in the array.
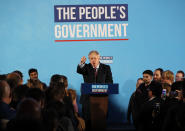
[{"xmin": 1, "ymin": 0, "xmax": 185, "ymax": 123}]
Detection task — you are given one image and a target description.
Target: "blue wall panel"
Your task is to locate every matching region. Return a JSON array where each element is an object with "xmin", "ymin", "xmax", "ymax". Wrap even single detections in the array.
[{"xmin": 1, "ymin": 0, "xmax": 185, "ymax": 123}]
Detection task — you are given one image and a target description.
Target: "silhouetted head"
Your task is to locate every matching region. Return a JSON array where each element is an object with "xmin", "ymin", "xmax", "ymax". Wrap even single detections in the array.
[{"xmin": 16, "ymin": 98, "xmax": 41, "ymax": 120}]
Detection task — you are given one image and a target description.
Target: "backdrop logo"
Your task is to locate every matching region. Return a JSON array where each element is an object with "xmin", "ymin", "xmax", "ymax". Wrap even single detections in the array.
[
  {"xmin": 100, "ymin": 56, "xmax": 113, "ymax": 64},
  {"xmin": 54, "ymin": 4, "xmax": 129, "ymax": 42}
]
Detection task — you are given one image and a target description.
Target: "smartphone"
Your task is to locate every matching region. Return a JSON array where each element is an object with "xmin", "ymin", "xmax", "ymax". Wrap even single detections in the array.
[{"xmin": 162, "ymin": 89, "xmax": 167, "ymax": 96}]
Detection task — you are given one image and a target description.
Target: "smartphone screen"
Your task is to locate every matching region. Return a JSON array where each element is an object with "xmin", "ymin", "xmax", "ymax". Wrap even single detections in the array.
[{"xmin": 162, "ymin": 89, "xmax": 167, "ymax": 96}]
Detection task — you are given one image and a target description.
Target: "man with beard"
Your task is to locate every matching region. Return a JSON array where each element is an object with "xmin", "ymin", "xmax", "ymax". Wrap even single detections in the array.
[{"xmin": 26, "ymin": 68, "xmax": 47, "ymax": 91}]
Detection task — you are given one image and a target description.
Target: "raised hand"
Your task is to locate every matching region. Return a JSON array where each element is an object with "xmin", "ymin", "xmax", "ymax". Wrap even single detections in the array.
[{"xmin": 80, "ymin": 56, "xmax": 86, "ymax": 64}]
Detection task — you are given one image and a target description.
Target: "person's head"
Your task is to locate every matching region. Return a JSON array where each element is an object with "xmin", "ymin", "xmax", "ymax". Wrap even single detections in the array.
[
  {"xmin": 6, "ymin": 72, "xmax": 22, "ymax": 89},
  {"xmin": 13, "ymin": 70, "xmax": 23, "ymax": 84},
  {"xmin": 50, "ymin": 74, "xmax": 64, "ymax": 87},
  {"xmin": 16, "ymin": 98, "xmax": 41, "ymax": 120},
  {"xmin": 49, "ymin": 74, "xmax": 66, "ymax": 102},
  {"xmin": 28, "ymin": 68, "xmax": 38, "ymax": 80},
  {"xmin": 136, "ymin": 78, "xmax": 144, "ymax": 89},
  {"xmin": 67, "ymin": 89, "xmax": 77, "ymax": 102},
  {"xmin": 143, "ymin": 70, "xmax": 153, "ymax": 86},
  {"xmin": 148, "ymin": 81, "xmax": 162, "ymax": 98},
  {"xmin": 153, "ymin": 68, "xmax": 163, "ymax": 82},
  {"xmin": 162, "ymin": 70, "xmax": 174, "ymax": 85},
  {"xmin": 175, "ymin": 70, "xmax": 184, "ymax": 82},
  {"xmin": 88, "ymin": 50, "xmax": 100, "ymax": 68},
  {"xmin": 0, "ymin": 80, "xmax": 12, "ymax": 104},
  {"xmin": 50, "ymin": 74, "xmax": 67, "ymax": 90},
  {"xmin": 26, "ymin": 88, "xmax": 45, "ymax": 109},
  {"xmin": 12, "ymin": 84, "xmax": 29, "ymax": 105},
  {"xmin": 60, "ymin": 75, "xmax": 68, "ymax": 89}
]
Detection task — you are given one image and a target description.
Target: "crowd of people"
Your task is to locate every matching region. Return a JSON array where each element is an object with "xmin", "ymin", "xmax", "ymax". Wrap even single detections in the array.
[
  {"xmin": 0, "ymin": 68, "xmax": 85, "ymax": 131},
  {"xmin": 127, "ymin": 69, "xmax": 185, "ymax": 131},
  {"xmin": 0, "ymin": 67, "xmax": 185, "ymax": 131}
]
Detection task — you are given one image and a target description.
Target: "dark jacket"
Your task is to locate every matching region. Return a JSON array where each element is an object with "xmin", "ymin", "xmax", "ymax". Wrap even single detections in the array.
[
  {"xmin": 162, "ymin": 102, "xmax": 185, "ymax": 131},
  {"xmin": 138, "ymin": 97, "xmax": 163, "ymax": 131},
  {"xmin": 77, "ymin": 63, "xmax": 113, "ymax": 121},
  {"xmin": 127, "ymin": 91, "xmax": 138, "ymax": 124},
  {"xmin": 77, "ymin": 63, "xmax": 113, "ymax": 84},
  {"xmin": 0, "ymin": 101, "xmax": 16, "ymax": 120},
  {"xmin": 77, "ymin": 63, "xmax": 113, "ymax": 104}
]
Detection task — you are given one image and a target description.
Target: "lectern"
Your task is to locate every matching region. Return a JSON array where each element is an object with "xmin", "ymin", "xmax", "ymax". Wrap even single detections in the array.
[{"xmin": 81, "ymin": 83, "xmax": 119, "ymax": 131}]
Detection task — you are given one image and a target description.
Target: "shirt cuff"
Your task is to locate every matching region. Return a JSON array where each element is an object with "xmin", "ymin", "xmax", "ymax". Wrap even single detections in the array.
[{"xmin": 79, "ymin": 63, "xmax": 85, "ymax": 68}]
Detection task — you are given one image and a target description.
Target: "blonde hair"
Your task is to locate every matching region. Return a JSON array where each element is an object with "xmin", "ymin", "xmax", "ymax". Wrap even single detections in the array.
[
  {"xmin": 88, "ymin": 50, "xmax": 100, "ymax": 58},
  {"xmin": 162, "ymin": 70, "xmax": 174, "ymax": 83}
]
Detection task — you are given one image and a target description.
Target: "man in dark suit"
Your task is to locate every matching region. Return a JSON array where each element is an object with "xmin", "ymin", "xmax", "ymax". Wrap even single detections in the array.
[
  {"xmin": 77, "ymin": 51, "xmax": 113, "ymax": 84},
  {"xmin": 77, "ymin": 50, "xmax": 113, "ymax": 131}
]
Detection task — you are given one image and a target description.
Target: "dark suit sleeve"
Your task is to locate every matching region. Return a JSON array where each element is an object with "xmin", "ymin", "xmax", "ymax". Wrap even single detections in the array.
[
  {"xmin": 77, "ymin": 64, "xmax": 87, "ymax": 75},
  {"xmin": 105, "ymin": 65, "xmax": 113, "ymax": 83}
]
